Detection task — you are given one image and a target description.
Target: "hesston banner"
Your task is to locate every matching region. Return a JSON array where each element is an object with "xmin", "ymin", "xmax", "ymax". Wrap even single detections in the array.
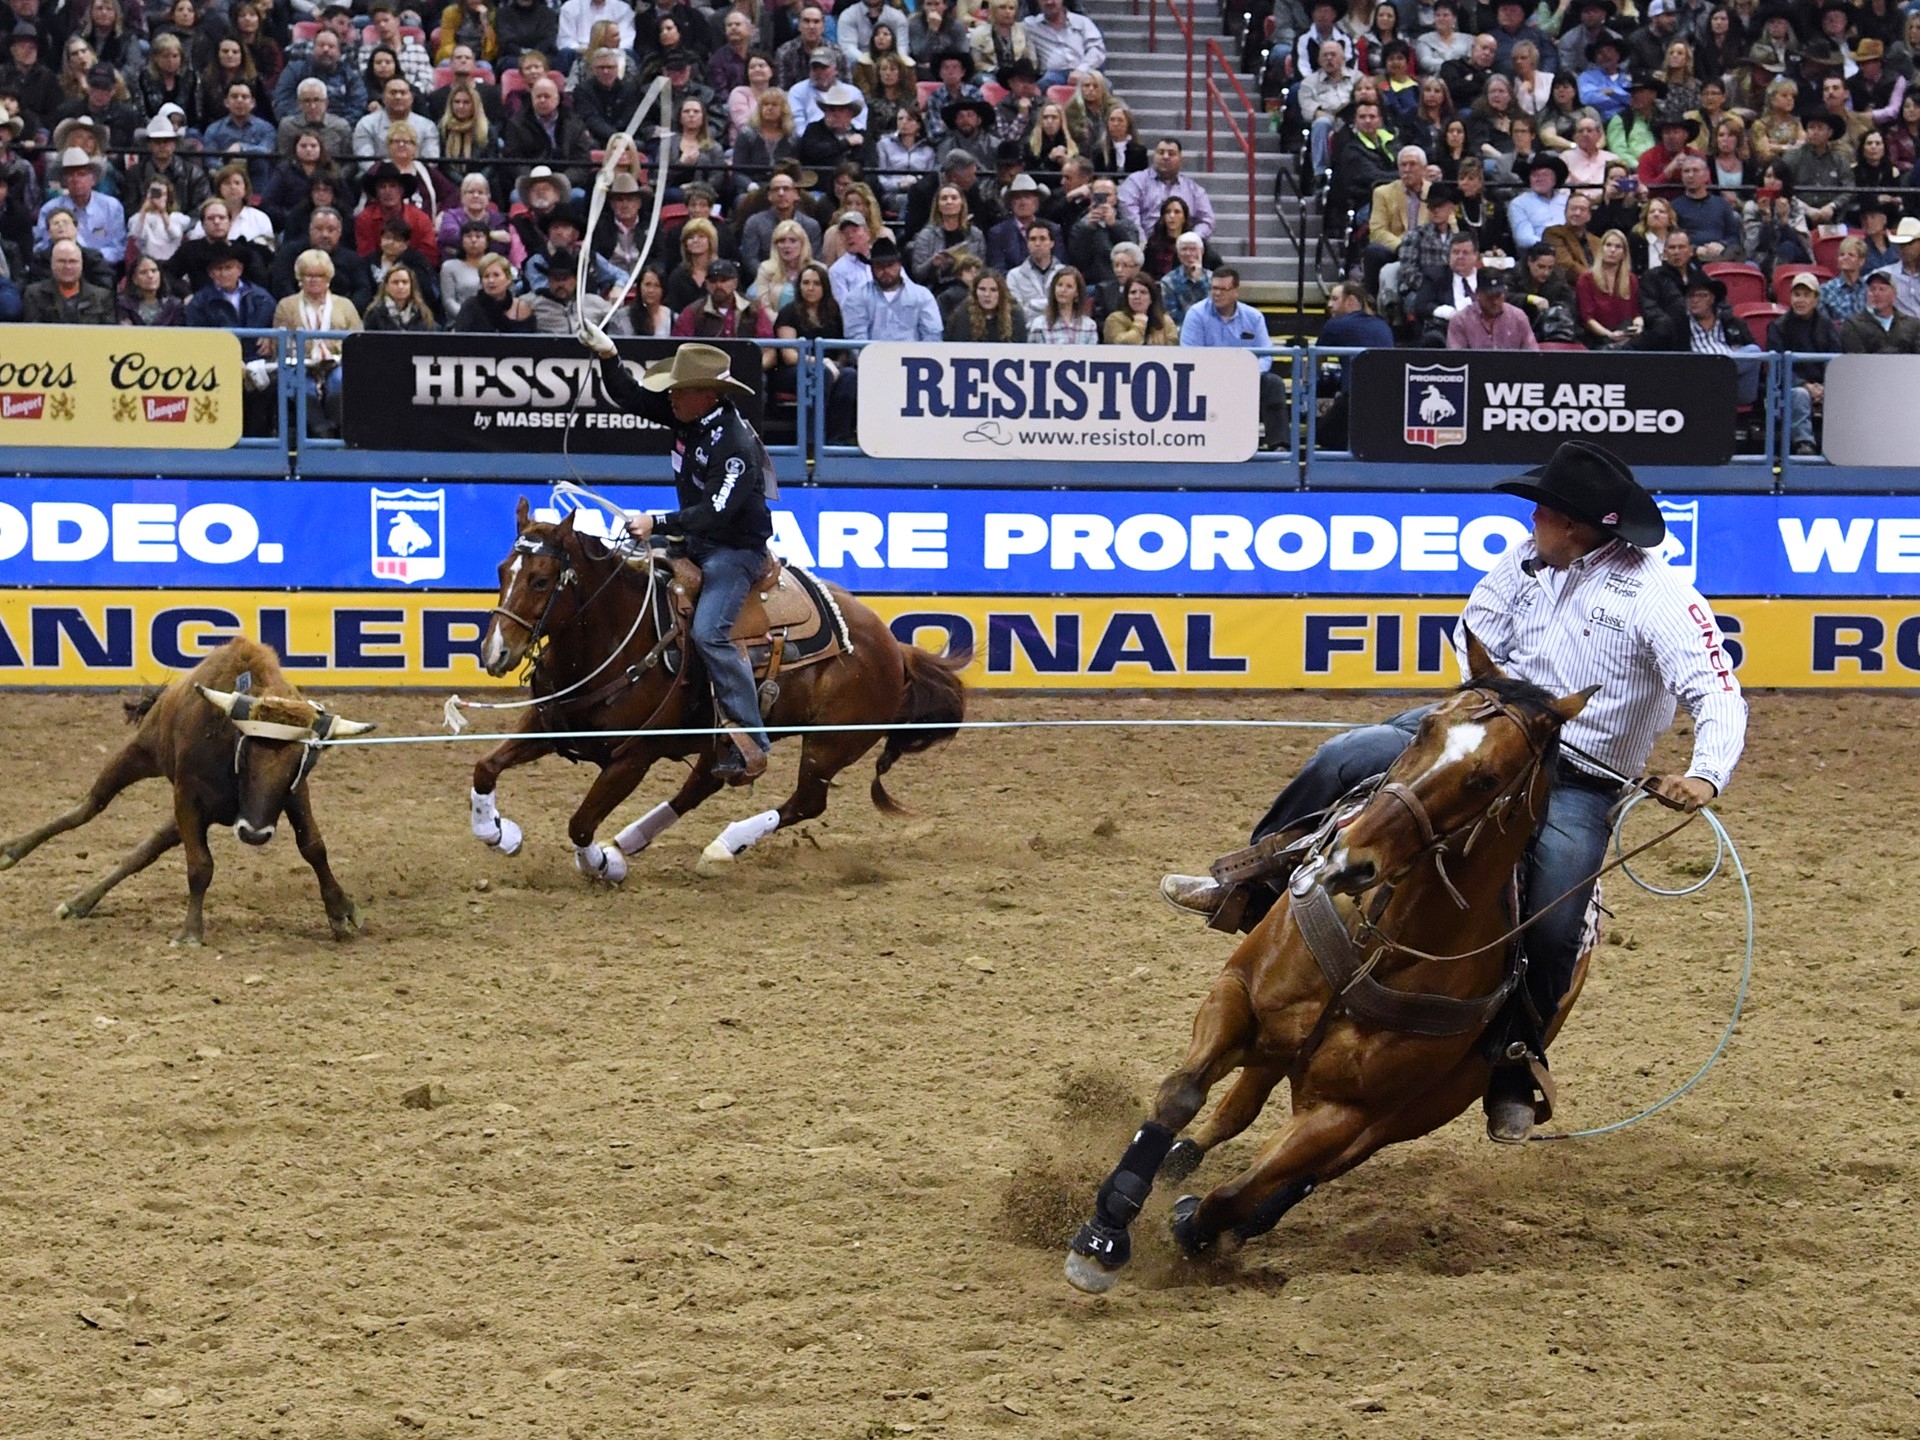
[
  {"xmin": 1350, "ymin": 350, "xmax": 1739, "ymax": 465},
  {"xmin": 2, "ymin": 590, "xmax": 1915, "ymax": 689},
  {"xmin": 339, "ymin": 334, "xmax": 765, "ymax": 453},
  {"xmin": 0, "ymin": 326, "xmax": 243, "ymax": 449},
  {"xmin": 855, "ymin": 343, "xmax": 1262, "ymax": 463}
]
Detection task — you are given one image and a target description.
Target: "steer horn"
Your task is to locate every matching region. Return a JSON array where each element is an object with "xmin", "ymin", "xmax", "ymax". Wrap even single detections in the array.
[
  {"xmin": 315, "ymin": 714, "xmax": 378, "ymax": 738},
  {"xmin": 197, "ymin": 684, "xmax": 254, "ymax": 719}
]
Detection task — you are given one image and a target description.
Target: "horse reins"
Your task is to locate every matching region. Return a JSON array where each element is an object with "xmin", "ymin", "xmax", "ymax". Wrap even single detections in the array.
[{"xmin": 1324, "ymin": 691, "xmax": 1702, "ymax": 966}]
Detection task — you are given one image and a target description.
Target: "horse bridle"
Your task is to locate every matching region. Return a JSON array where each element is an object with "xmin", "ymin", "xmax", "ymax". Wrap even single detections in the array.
[
  {"xmin": 1347, "ymin": 688, "xmax": 1554, "ymax": 911},
  {"xmin": 493, "ymin": 531, "xmax": 633, "ymax": 665}
]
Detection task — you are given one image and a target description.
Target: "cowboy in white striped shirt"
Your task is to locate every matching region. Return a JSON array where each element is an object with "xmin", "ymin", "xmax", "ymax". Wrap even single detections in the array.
[{"xmin": 1162, "ymin": 440, "xmax": 1747, "ymax": 1142}]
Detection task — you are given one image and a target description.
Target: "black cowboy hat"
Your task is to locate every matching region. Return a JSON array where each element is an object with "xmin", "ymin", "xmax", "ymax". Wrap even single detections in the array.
[
  {"xmin": 1684, "ymin": 271, "xmax": 1728, "ymax": 303},
  {"xmin": 941, "ymin": 95, "xmax": 993, "ymax": 128},
  {"xmin": 931, "ymin": 46, "xmax": 973, "ymax": 79},
  {"xmin": 1526, "ymin": 152, "xmax": 1569, "ymax": 186},
  {"xmin": 1572, "ymin": 0, "xmax": 1615, "ymax": 15},
  {"xmin": 1799, "ymin": 105, "xmax": 1839, "ymax": 130},
  {"xmin": 1795, "ymin": 36, "xmax": 1844, "ymax": 67},
  {"xmin": 1744, "ymin": 41, "xmax": 1786, "ymax": 72},
  {"xmin": 1495, "ymin": 440, "xmax": 1666, "ymax": 548},
  {"xmin": 1424, "ymin": 179, "xmax": 1463, "ymax": 207},
  {"xmin": 1584, "ymin": 28, "xmax": 1627, "ymax": 61},
  {"xmin": 360, "ymin": 160, "xmax": 420, "ymax": 199},
  {"xmin": 995, "ymin": 56, "xmax": 1041, "ymax": 87},
  {"xmin": 994, "ymin": 137, "xmax": 1025, "ymax": 165},
  {"xmin": 1626, "ymin": 71, "xmax": 1666, "ymax": 96},
  {"xmin": 1654, "ymin": 104, "xmax": 1701, "ymax": 139}
]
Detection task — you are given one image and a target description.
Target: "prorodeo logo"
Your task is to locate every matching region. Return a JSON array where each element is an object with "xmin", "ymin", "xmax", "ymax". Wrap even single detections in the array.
[{"xmin": 1402, "ymin": 362, "xmax": 1469, "ymax": 449}]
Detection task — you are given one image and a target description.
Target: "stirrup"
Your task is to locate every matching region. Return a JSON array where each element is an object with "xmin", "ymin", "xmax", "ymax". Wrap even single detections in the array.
[{"xmin": 713, "ymin": 727, "xmax": 768, "ymax": 785}]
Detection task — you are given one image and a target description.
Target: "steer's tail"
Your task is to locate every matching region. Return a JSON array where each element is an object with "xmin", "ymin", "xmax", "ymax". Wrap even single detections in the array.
[{"xmin": 871, "ymin": 644, "xmax": 970, "ymax": 816}]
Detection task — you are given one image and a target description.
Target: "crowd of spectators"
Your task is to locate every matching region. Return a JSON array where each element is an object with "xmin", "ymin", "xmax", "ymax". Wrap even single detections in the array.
[
  {"xmin": 1266, "ymin": 0, "xmax": 1920, "ymax": 447},
  {"xmin": 0, "ymin": 0, "xmax": 1310, "ymax": 444}
]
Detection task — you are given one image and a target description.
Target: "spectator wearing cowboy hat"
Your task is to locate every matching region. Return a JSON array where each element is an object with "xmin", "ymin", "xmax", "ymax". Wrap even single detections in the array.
[
  {"xmin": 1840, "ymin": 265, "xmax": 1920, "ymax": 350},
  {"xmin": 1780, "ymin": 107, "xmax": 1853, "ymax": 222},
  {"xmin": 789, "ymin": 45, "xmax": 866, "ymax": 129},
  {"xmin": 1507, "ymin": 151, "xmax": 1568, "ymax": 249},
  {"xmin": 1732, "ymin": 40, "xmax": 1788, "ymax": 117},
  {"xmin": 1636, "ymin": 103, "xmax": 1702, "ymax": 197},
  {"xmin": 992, "ymin": 55, "xmax": 1042, "ymax": 146},
  {"xmin": 924, "ymin": 45, "xmax": 984, "ymax": 136},
  {"xmin": 1558, "ymin": 0, "xmax": 1616, "ymax": 76},
  {"xmin": 983, "ymin": 170, "xmax": 1056, "ymax": 274},
  {"xmin": 129, "ymin": 112, "xmax": 211, "ymax": 217},
  {"xmin": 34, "ymin": 144, "xmax": 122, "ymax": 253},
  {"xmin": 1607, "ymin": 72, "xmax": 1664, "ymax": 164},
  {"xmin": 936, "ymin": 92, "xmax": 996, "ymax": 169},
  {"xmin": 1673, "ymin": 270, "xmax": 1759, "ymax": 363},
  {"xmin": 1891, "ymin": 215, "xmax": 1920, "ymax": 319},
  {"xmin": 1577, "ymin": 28, "xmax": 1634, "ymax": 121},
  {"xmin": 795, "ymin": 80, "xmax": 867, "ymax": 167},
  {"xmin": 355, "ymin": 160, "xmax": 438, "ymax": 264}
]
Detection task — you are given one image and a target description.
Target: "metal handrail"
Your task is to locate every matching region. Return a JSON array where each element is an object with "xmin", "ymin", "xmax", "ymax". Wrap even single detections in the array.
[{"xmin": 1202, "ymin": 37, "xmax": 1260, "ymax": 258}]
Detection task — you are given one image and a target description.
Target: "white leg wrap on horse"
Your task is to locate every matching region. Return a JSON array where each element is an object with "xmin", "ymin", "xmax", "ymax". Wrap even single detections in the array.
[
  {"xmin": 616, "ymin": 801, "xmax": 679, "ymax": 856},
  {"xmin": 704, "ymin": 809, "xmax": 782, "ymax": 864},
  {"xmin": 574, "ymin": 841, "xmax": 628, "ymax": 884},
  {"xmin": 471, "ymin": 789, "xmax": 523, "ymax": 856}
]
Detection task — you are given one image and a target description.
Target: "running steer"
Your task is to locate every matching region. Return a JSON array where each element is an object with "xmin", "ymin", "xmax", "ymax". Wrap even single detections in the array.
[{"xmin": 0, "ymin": 639, "xmax": 374, "ymax": 946}]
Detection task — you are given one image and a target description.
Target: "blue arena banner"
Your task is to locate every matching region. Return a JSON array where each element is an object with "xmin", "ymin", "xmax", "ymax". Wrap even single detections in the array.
[{"xmin": 2, "ymin": 480, "xmax": 1919, "ymax": 597}]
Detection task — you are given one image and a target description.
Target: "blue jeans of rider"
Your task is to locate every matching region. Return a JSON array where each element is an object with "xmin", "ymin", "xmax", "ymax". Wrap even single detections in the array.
[
  {"xmin": 1252, "ymin": 706, "xmax": 1613, "ymax": 1058},
  {"xmin": 693, "ymin": 546, "xmax": 773, "ymax": 754}
]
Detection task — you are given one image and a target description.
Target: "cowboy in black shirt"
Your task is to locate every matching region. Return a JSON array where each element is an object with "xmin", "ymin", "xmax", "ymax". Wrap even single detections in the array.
[{"xmin": 579, "ymin": 331, "xmax": 776, "ymax": 782}]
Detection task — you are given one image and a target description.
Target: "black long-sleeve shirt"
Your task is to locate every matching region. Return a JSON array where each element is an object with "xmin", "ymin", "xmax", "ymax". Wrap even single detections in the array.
[{"xmin": 597, "ymin": 354, "xmax": 773, "ymax": 558}]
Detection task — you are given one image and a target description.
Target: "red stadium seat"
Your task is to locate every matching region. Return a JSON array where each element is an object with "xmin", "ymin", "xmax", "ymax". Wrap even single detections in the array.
[
  {"xmin": 1734, "ymin": 301, "xmax": 1786, "ymax": 326},
  {"xmin": 501, "ymin": 67, "xmax": 529, "ymax": 98},
  {"xmin": 916, "ymin": 80, "xmax": 940, "ymax": 106},
  {"xmin": 1811, "ymin": 230, "xmax": 1855, "ymax": 270},
  {"xmin": 1046, "ymin": 84, "xmax": 1077, "ymax": 107},
  {"xmin": 401, "ymin": 24, "xmax": 426, "ymax": 43},
  {"xmin": 1702, "ymin": 261, "xmax": 1765, "ymax": 309},
  {"xmin": 979, "ymin": 80, "xmax": 1007, "ymax": 105},
  {"xmin": 659, "ymin": 202, "xmax": 688, "ymax": 225},
  {"xmin": 1772, "ymin": 262, "xmax": 1834, "ymax": 306},
  {"xmin": 1538, "ymin": 341, "xmax": 1587, "ymax": 350},
  {"xmin": 291, "ymin": 20, "xmax": 320, "ymax": 41}
]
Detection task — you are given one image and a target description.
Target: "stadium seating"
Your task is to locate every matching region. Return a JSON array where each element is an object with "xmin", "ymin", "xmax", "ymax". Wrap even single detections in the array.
[
  {"xmin": 1771, "ymin": 264, "xmax": 1834, "ymax": 305},
  {"xmin": 1703, "ymin": 262, "xmax": 1766, "ymax": 310}
]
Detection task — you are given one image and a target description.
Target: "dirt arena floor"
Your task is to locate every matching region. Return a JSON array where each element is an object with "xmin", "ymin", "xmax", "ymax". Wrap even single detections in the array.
[{"xmin": 0, "ymin": 685, "xmax": 1915, "ymax": 1440}]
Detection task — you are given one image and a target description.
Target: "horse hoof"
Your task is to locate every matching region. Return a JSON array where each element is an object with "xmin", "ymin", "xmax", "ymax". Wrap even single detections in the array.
[
  {"xmin": 574, "ymin": 844, "xmax": 627, "ymax": 886},
  {"xmin": 1064, "ymin": 1250, "xmax": 1122, "ymax": 1294},
  {"xmin": 0, "ymin": 851, "xmax": 17, "ymax": 871},
  {"xmin": 1163, "ymin": 1138, "xmax": 1205, "ymax": 1181},
  {"xmin": 491, "ymin": 817, "xmax": 524, "ymax": 857},
  {"xmin": 55, "ymin": 899, "xmax": 77, "ymax": 920},
  {"xmin": 1170, "ymin": 1195, "xmax": 1212, "ymax": 1258},
  {"xmin": 329, "ymin": 904, "xmax": 363, "ymax": 940},
  {"xmin": 170, "ymin": 932, "xmax": 203, "ymax": 949},
  {"xmin": 695, "ymin": 838, "xmax": 734, "ymax": 875}
]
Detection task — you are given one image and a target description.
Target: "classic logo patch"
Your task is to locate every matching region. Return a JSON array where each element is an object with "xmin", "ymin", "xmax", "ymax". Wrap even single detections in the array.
[{"xmin": 370, "ymin": 486, "xmax": 446, "ymax": 584}]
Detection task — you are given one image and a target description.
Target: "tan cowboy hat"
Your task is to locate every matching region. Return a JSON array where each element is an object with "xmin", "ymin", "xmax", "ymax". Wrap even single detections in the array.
[{"xmin": 640, "ymin": 342, "xmax": 755, "ymax": 398}]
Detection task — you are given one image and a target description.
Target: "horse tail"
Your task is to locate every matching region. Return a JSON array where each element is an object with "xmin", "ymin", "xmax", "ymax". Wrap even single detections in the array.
[
  {"xmin": 871, "ymin": 643, "xmax": 969, "ymax": 816},
  {"xmin": 124, "ymin": 688, "xmax": 163, "ymax": 726}
]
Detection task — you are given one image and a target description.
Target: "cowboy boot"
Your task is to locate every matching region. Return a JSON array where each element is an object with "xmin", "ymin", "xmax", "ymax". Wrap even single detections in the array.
[{"xmin": 712, "ymin": 727, "xmax": 768, "ymax": 785}]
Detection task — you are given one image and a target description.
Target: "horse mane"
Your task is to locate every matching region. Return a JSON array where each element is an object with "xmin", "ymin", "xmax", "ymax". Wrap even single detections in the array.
[{"xmin": 1454, "ymin": 672, "xmax": 1566, "ymax": 779}]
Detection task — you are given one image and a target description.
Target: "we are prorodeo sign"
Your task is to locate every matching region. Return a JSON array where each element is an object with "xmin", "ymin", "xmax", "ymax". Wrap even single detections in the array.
[
  {"xmin": 1350, "ymin": 350, "xmax": 1739, "ymax": 465},
  {"xmin": 856, "ymin": 343, "xmax": 1262, "ymax": 463}
]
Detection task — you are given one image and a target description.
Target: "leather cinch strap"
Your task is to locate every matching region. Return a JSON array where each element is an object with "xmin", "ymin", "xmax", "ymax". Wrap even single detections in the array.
[{"xmin": 1290, "ymin": 882, "xmax": 1519, "ymax": 1039}]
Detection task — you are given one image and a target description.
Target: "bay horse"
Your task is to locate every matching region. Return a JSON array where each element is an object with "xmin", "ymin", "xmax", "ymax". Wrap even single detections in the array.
[
  {"xmin": 1064, "ymin": 636, "xmax": 1598, "ymax": 1293},
  {"xmin": 469, "ymin": 499, "xmax": 966, "ymax": 880}
]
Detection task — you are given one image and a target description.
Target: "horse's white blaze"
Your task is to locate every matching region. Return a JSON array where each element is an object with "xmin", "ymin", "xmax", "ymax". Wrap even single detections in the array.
[
  {"xmin": 1418, "ymin": 721, "xmax": 1489, "ymax": 781},
  {"xmin": 480, "ymin": 625, "xmax": 507, "ymax": 672}
]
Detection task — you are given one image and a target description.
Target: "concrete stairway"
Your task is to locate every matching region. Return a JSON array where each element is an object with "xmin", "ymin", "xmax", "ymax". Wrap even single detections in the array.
[{"xmin": 1083, "ymin": 0, "xmax": 1328, "ymax": 306}]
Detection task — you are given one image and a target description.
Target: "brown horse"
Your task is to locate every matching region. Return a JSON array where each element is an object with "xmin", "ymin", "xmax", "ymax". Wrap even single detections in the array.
[
  {"xmin": 468, "ymin": 499, "xmax": 966, "ymax": 880},
  {"xmin": 1064, "ymin": 637, "xmax": 1598, "ymax": 1293}
]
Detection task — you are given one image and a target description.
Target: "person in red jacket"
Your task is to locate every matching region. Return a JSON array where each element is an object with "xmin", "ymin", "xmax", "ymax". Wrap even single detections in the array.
[{"xmin": 353, "ymin": 161, "xmax": 439, "ymax": 264}]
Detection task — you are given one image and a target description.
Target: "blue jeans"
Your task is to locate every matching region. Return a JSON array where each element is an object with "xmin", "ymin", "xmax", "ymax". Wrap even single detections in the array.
[
  {"xmin": 1253, "ymin": 706, "xmax": 1613, "ymax": 1048},
  {"xmin": 692, "ymin": 545, "xmax": 771, "ymax": 753},
  {"xmin": 1788, "ymin": 384, "xmax": 1815, "ymax": 448}
]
